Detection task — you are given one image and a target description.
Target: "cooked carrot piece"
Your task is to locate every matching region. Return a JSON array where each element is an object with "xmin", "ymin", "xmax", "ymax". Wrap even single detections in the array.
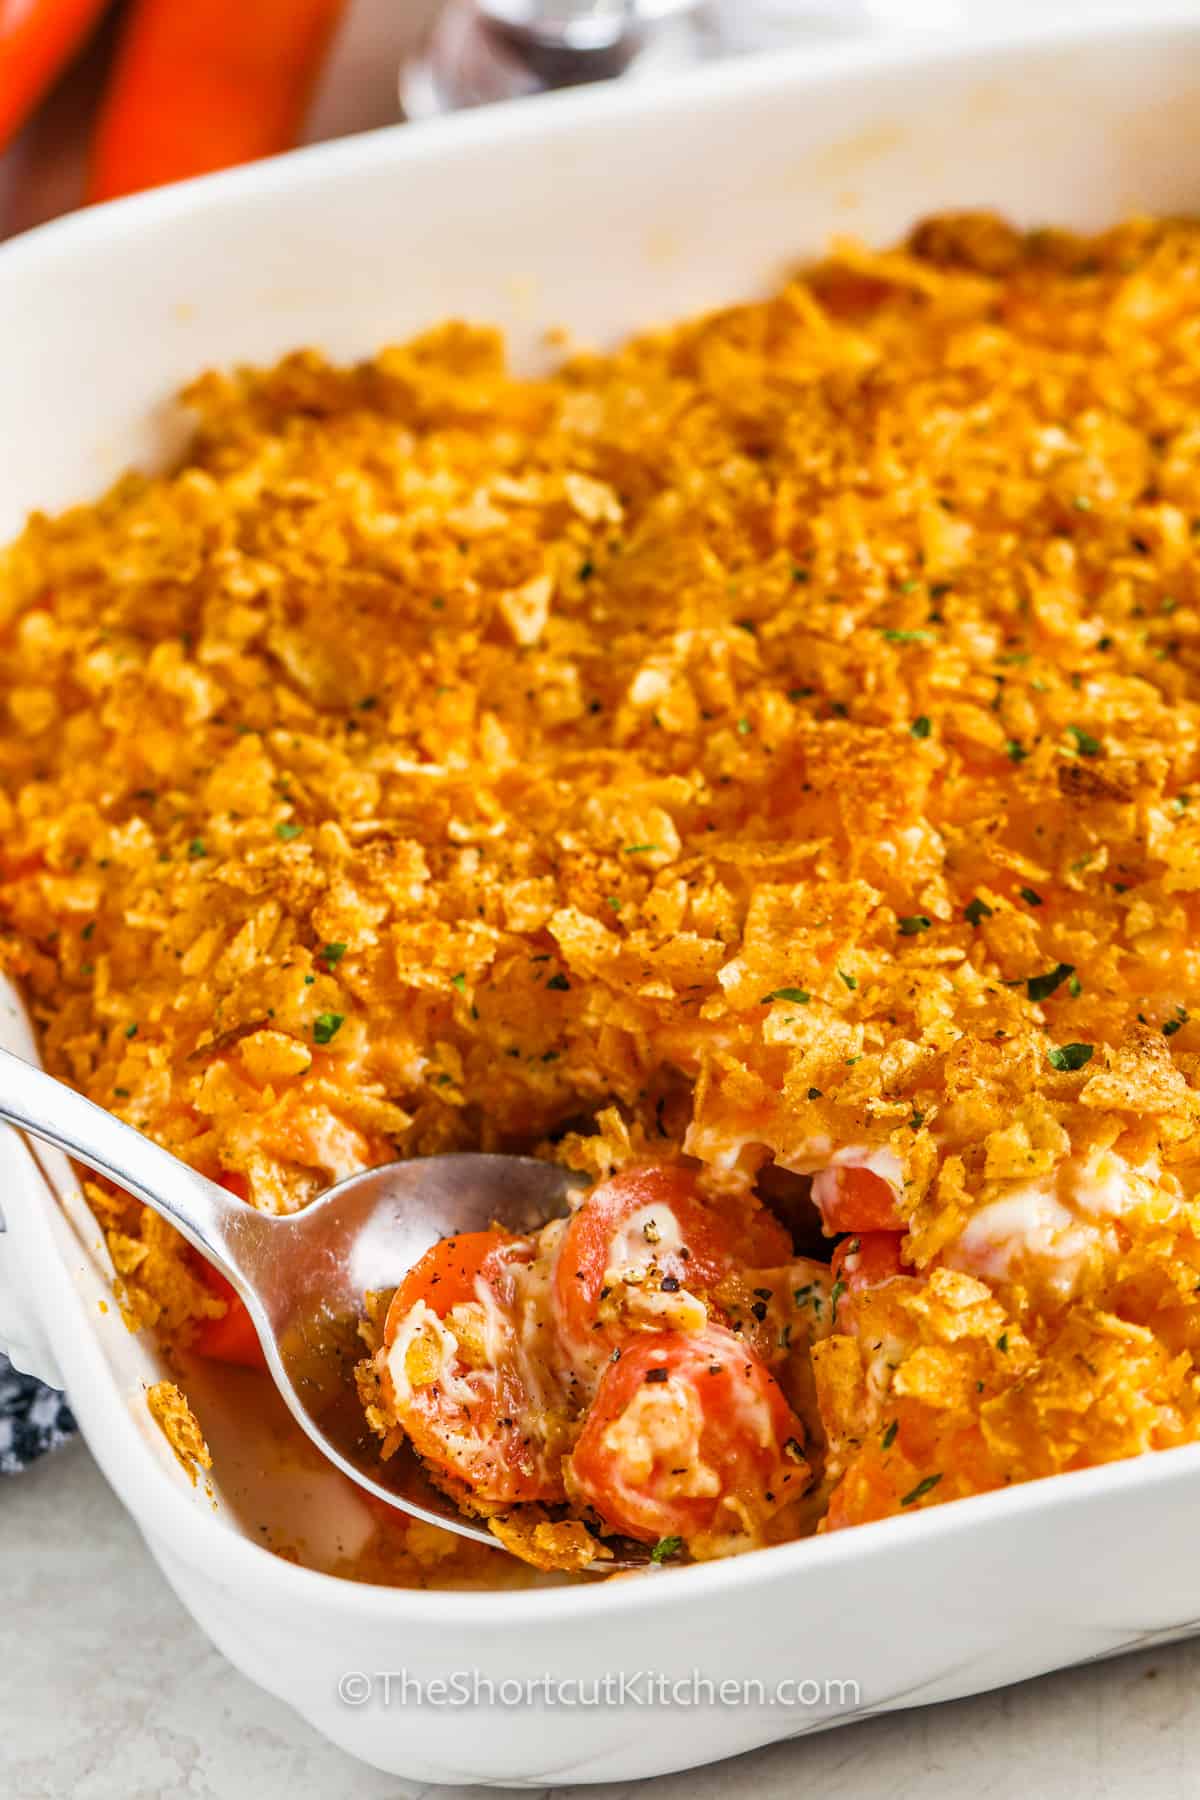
[
  {"xmin": 0, "ymin": 0, "xmax": 111, "ymax": 154},
  {"xmin": 187, "ymin": 1174, "xmax": 264, "ymax": 1366},
  {"xmin": 381, "ymin": 1232, "xmax": 564, "ymax": 1506},
  {"xmin": 812, "ymin": 1163, "xmax": 903, "ymax": 1234},
  {"xmin": 87, "ymin": 0, "xmax": 346, "ymax": 202},
  {"xmin": 830, "ymin": 1230, "xmax": 906, "ymax": 1293},
  {"xmin": 565, "ymin": 1323, "xmax": 808, "ymax": 1548},
  {"xmin": 190, "ymin": 1261, "xmax": 265, "ymax": 1368},
  {"xmin": 551, "ymin": 1164, "xmax": 791, "ymax": 1373},
  {"xmin": 386, "ymin": 1230, "xmax": 513, "ymax": 1330}
]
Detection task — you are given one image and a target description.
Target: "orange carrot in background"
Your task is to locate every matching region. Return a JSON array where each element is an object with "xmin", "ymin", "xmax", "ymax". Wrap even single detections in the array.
[
  {"xmin": 87, "ymin": 0, "xmax": 347, "ymax": 202},
  {"xmin": 0, "ymin": 0, "xmax": 111, "ymax": 153}
]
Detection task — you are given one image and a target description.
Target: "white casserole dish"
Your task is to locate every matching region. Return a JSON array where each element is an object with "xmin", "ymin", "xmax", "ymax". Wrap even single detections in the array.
[{"xmin": 5, "ymin": 9, "xmax": 1200, "ymax": 1783}]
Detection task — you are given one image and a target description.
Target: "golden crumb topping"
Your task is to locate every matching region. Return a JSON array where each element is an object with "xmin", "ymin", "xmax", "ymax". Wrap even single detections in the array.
[{"xmin": 146, "ymin": 1380, "xmax": 212, "ymax": 1484}]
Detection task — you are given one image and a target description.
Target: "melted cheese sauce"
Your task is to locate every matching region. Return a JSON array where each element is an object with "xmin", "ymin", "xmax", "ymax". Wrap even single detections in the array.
[
  {"xmin": 944, "ymin": 1149, "xmax": 1177, "ymax": 1299},
  {"xmin": 382, "ymin": 1244, "xmax": 574, "ymax": 1470},
  {"xmin": 947, "ymin": 1186, "xmax": 1107, "ymax": 1299},
  {"xmin": 600, "ymin": 1202, "xmax": 710, "ymax": 1334},
  {"xmin": 601, "ymin": 1379, "xmax": 719, "ymax": 1498},
  {"xmin": 481, "ymin": 1236, "xmax": 576, "ymax": 1418},
  {"xmin": 384, "ymin": 1299, "xmax": 469, "ymax": 1409},
  {"xmin": 605, "ymin": 1202, "xmax": 687, "ymax": 1278}
]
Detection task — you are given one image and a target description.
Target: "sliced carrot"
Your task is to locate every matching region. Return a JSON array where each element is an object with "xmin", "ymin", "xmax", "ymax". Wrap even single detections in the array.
[
  {"xmin": 190, "ymin": 1261, "xmax": 265, "ymax": 1369},
  {"xmin": 87, "ymin": 0, "xmax": 346, "ymax": 202},
  {"xmin": 381, "ymin": 1230, "xmax": 561, "ymax": 1507},
  {"xmin": 187, "ymin": 1172, "xmax": 267, "ymax": 1367},
  {"xmin": 385, "ymin": 1230, "xmax": 512, "ymax": 1333},
  {"xmin": 828, "ymin": 1231, "xmax": 908, "ymax": 1336},
  {"xmin": 0, "ymin": 0, "xmax": 111, "ymax": 155},
  {"xmin": 552, "ymin": 1164, "xmax": 791, "ymax": 1370},
  {"xmin": 566, "ymin": 1323, "xmax": 807, "ymax": 1547},
  {"xmin": 830, "ymin": 1230, "xmax": 906, "ymax": 1292},
  {"xmin": 812, "ymin": 1162, "xmax": 904, "ymax": 1234}
]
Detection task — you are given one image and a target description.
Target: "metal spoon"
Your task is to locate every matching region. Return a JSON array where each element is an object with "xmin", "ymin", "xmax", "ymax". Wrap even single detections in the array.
[{"xmin": 0, "ymin": 1044, "xmax": 646, "ymax": 1571}]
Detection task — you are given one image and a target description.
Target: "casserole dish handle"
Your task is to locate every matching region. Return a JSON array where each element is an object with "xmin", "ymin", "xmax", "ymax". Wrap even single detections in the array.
[{"xmin": 0, "ymin": 1126, "xmax": 66, "ymax": 1389}]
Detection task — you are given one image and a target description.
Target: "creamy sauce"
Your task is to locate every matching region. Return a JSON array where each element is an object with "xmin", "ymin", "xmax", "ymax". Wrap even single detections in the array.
[
  {"xmin": 943, "ymin": 1149, "xmax": 1174, "ymax": 1299},
  {"xmin": 384, "ymin": 1299, "xmax": 467, "ymax": 1409},
  {"xmin": 605, "ymin": 1202, "xmax": 687, "ymax": 1278},
  {"xmin": 481, "ymin": 1239, "xmax": 573, "ymax": 1417},
  {"xmin": 602, "ymin": 1379, "xmax": 717, "ymax": 1497},
  {"xmin": 599, "ymin": 1200, "xmax": 710, "ymax": 1334},
  {"xmin": 946, "ymin": 1185, "xmax": 1107, "ymax": 1299}
]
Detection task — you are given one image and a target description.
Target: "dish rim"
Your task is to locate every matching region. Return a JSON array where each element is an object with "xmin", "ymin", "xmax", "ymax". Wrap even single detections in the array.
[
  {"xmin": 5, "ymin": 0, "xmax": 1200, "ymax": 1620},
  {"xmin": 0, "ymin": 2, "xmax": 1177, "ymax": 285}
]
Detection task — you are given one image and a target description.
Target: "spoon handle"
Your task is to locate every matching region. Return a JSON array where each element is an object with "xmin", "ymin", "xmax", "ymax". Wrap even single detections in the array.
[{"xmin": 0, "ymin": 1045, "xmax": 266, "ymax": 1283}]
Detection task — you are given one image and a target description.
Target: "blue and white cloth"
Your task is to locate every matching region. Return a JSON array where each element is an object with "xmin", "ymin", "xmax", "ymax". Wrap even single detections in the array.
[{"xmin": 0, "ymin": 1354, "xmax": 75, "ymax": 1474}]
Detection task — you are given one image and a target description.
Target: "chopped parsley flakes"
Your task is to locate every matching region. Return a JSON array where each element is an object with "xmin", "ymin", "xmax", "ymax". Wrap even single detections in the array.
[
  {"xmin": 1048, "ymin": 1042, "xmax": 1093, "ymax": 1071},
  {"xmin": 313, "ymin": 1012, "xmax": 345, "ymax": 1045},
  {"xmin": 1027, "ymin": 962, "xmax": 1074, "ymax": 1002}
]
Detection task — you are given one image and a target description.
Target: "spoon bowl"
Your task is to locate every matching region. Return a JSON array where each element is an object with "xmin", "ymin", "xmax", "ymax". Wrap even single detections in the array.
[{"xmin": 0, "ymin": 1045, "xmax": 647, "ymax": 1571}]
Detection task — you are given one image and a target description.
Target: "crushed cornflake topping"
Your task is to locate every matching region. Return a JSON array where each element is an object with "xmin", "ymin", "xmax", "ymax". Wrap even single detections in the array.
[{"xmin": 145, "ymin": 1381, "xmax": 212, "ymax": 1485}]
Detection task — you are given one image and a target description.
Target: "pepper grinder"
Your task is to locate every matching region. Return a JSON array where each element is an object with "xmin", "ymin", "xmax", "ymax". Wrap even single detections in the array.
[{"xmin": 402, "ymin": 0, "xmax": 709, "ymax": 120}]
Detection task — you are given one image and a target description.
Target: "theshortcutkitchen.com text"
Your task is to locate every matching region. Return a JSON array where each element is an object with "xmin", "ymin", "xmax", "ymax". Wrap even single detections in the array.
[{"xmin": 336, "ymin": 1669, "xmax": 861, "ymax": 1709}]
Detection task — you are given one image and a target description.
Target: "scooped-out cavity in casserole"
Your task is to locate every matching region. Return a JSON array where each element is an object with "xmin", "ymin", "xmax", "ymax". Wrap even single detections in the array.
[
  {"xmin": 356, "ymin": 1163, "xmax": 829, "ymax": 1569},
  {"xmin": 5, "ymin": 212, "xmax": 1200, "ymax": 1579}
]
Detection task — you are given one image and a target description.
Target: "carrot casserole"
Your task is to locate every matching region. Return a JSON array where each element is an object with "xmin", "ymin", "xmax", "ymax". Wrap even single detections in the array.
[{"xmin": 5, "ymin": 212, "xmax": 1200, "ymax": 1576}]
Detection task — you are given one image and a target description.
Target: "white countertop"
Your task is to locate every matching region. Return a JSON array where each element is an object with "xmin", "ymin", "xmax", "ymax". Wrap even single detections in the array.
[{"xmin": 3, "ymin": 1437, "xmax": 1199, "ymax": 1798}]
